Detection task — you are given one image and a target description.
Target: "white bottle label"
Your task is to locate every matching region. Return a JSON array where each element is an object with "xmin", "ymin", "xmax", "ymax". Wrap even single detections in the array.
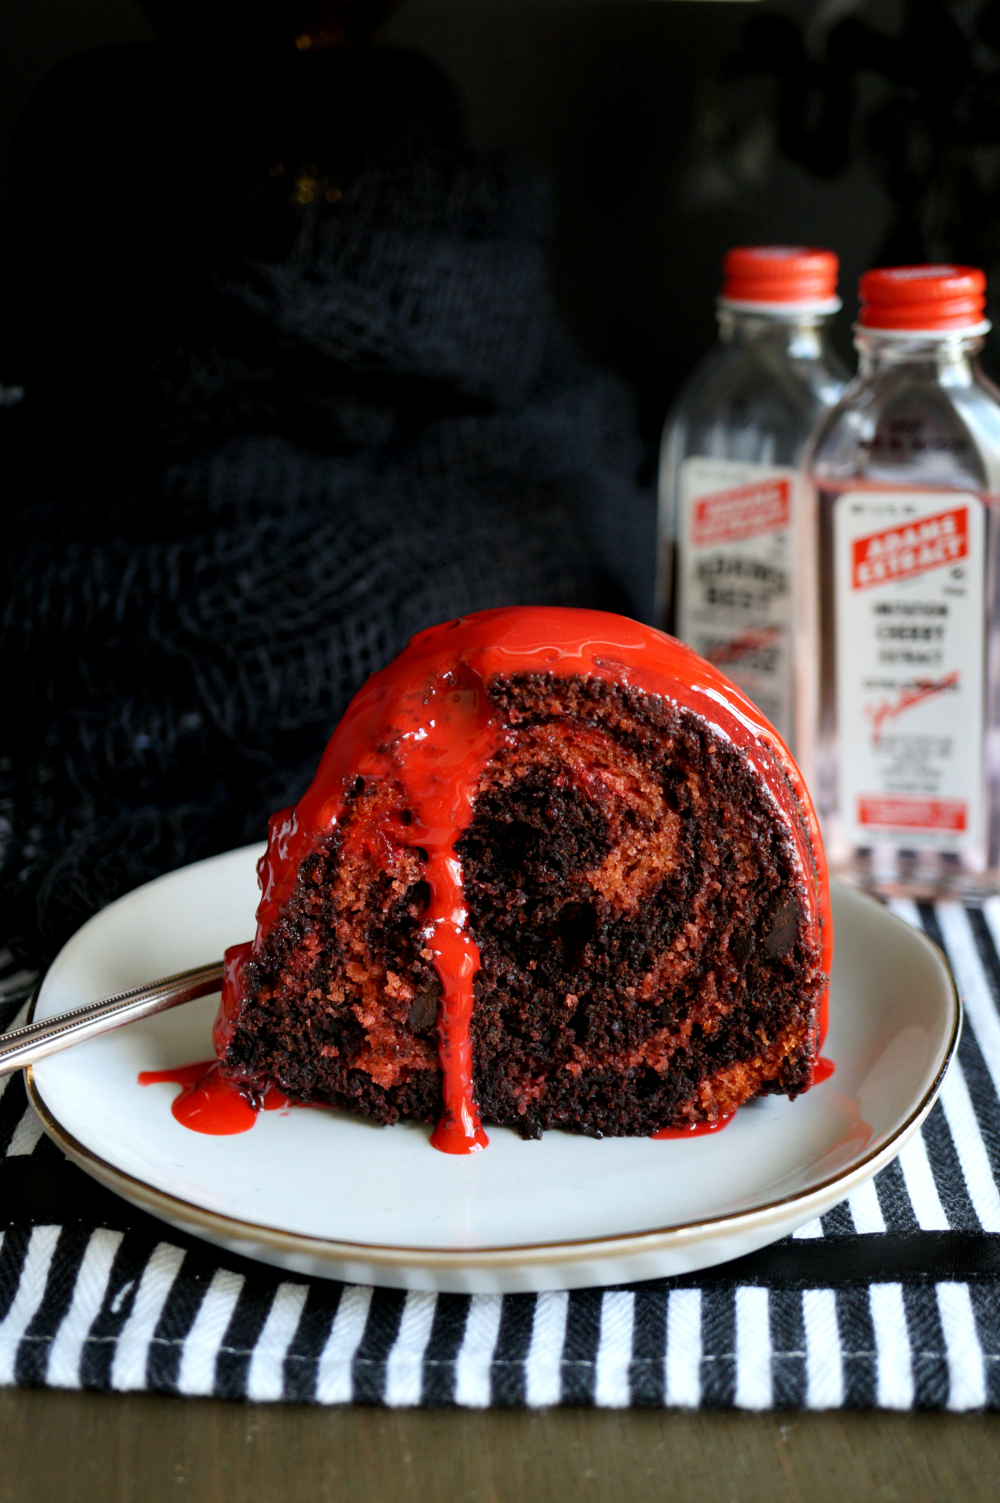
[
  {"xmin": 833, "ymin": 490, "xmax": 985, "ymax": 851},
  {"xmin": 677, "ymin": 458, "xmax": 799, "ymax": 741}
]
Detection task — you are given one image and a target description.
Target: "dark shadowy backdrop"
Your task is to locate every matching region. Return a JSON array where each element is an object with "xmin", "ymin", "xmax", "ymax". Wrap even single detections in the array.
[{"xmin": 1, "ymin": 0, "xmax": 893, "ymax": 439}]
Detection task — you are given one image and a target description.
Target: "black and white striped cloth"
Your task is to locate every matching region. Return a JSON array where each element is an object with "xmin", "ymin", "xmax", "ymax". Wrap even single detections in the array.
[{"xmin": 3, "ymin": 900, "xmax": 1000, "ymax": 1410}]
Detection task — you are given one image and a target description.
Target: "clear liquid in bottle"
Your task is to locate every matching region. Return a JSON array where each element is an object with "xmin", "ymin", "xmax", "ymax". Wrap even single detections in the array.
[
  {"xmin": 804, "ymin": 265, "xmax": 1000, "ymax": 899},
  {"xmin": 657, "ymin": 246, "xmax": 846, "ymax": 752}
]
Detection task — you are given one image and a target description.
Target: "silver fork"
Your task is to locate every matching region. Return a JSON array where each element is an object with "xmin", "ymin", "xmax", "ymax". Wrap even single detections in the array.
[{"xmin": 0, "ymin": 962, "xmax": 225, "ymax": 1076}]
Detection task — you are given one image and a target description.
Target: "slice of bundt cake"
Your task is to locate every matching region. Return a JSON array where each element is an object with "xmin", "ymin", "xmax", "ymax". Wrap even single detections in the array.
[{"xmin": 214, "ymin": 607, "xmax": 831, "ymax": 1152}]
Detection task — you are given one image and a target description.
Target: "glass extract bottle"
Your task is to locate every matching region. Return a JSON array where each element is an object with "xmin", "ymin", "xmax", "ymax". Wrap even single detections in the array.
[
  {"xmin": 804, "ymin": 265, "xmax": 1000, "ymax": 898},
  {"xmin": 656, "ymin": 246, "xmax": 846, "ymax": 752}
]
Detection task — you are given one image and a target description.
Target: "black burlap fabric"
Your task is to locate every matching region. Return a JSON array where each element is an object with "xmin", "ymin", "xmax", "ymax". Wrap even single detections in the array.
[{"xmin": 0, "ymin": 41, "xmax": 653, "ymax": 967}]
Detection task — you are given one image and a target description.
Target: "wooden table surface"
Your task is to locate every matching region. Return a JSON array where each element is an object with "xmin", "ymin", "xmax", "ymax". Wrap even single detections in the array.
[{"xmin": 1, "ymin": 1389, "xmax": 998, "ymax": 1503}]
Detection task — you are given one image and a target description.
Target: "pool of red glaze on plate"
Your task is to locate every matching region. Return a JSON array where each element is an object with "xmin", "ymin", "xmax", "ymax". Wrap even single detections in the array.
[
  {"xmin": 138, "ymin": 1062, "xmax": 289, "ymax": 1136},
  {"xmin": 139, "ymin": 1078, "xmax": 742, "ymax": 1141},
  {"xmin": 651, "ymin": 1115, "xmax": 736, "ymax": 1140},
  {"xmin": 137, "ymin": 1056, "xmax": 834, "ymax": 1138}
]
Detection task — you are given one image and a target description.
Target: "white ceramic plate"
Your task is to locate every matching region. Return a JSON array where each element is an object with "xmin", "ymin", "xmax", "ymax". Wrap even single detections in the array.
[{"xmin": 28, "ymin": 845, "xmax": 959, "ymax": 1293}]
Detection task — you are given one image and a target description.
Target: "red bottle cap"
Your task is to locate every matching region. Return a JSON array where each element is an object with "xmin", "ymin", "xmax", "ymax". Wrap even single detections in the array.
[
  {"xmin": 858, "ymin": 265, "xmax": 987, "ymax": 332},
  {"xmin": 721, "ymin": 246, "xmax": 840, "ymax": 309}
]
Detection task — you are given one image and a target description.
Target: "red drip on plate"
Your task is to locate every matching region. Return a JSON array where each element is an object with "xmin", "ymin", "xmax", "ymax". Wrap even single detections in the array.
[
  {"xmin": 651, "ymin": 1114, "xmax": 735, "ymax": 1140},
  {"xmin": 138, "ymin": 1061, "xmax": 290, "ymax": 1136}
]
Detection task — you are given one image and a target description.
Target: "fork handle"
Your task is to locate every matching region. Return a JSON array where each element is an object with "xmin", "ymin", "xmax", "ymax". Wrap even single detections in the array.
[{"xmin": 1, "ymin": 962, "xmax": 225, "ymax": 1076}]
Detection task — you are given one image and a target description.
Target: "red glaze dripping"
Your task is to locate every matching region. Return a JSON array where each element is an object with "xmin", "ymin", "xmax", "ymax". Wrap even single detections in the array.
[
  {"xmin": 222, "ymin": 607, "xmax": 833, "ymax": 1153},
  {"xmin": 139, "ymin": 1061, "xmax": 290, "ymax": 1135},
  {"xmin": 651, "ymin": 1113, "xmax": 736, "ymax": 1139},
  {"xmin": 213, "ymin": 941, "xmax": 252, "ymax": 1059},
  {"xmin": 812, "ymin": 1056, "xmax": 836, "ymax": 1085}
]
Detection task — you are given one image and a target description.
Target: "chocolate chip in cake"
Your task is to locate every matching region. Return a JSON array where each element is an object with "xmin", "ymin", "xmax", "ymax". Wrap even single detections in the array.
[
  {"xmin": 730, "ymin": 927, "xmax": 755, "ymax": 963},
  {"xmin": 408, "ymin": 978, "xmax": 441, "ymax": 1034},
  {"xmin": 762, "ymin": 896, "xmax": 800, "ymax": 959}
]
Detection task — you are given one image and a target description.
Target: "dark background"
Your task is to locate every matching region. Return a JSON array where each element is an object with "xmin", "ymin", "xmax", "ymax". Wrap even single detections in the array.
[{"xmin": 1, "ymin": 0, "xmax": 893, "ymax": 441}]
